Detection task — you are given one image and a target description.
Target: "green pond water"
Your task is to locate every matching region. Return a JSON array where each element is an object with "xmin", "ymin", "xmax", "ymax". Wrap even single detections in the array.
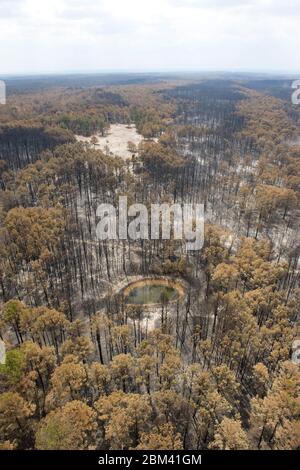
[{"xmin": 125, "ymin": 284, "xmax": 179, "ymax": 305}]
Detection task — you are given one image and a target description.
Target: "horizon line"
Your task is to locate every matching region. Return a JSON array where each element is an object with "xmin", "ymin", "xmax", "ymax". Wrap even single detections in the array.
[{"xmin": 1, "ymin": 69, "xmax": 300, "ymax": 79}]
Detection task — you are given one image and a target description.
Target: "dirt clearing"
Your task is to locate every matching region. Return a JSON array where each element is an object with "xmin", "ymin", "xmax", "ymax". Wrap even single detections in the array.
[{"xmin": 76, "ymin": 123, "xmax": 143, "ymax": 160}]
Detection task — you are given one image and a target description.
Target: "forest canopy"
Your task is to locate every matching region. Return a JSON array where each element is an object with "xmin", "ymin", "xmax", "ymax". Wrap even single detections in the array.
[{"xmin": 0, "ymin": 76, "xmax": 299, "ymax": 451}]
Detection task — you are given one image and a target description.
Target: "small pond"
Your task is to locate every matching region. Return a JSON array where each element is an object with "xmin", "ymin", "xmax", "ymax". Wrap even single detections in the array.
[{"xmin": 123, "ymin": 279, "xmax": 184, "ymax": 306}]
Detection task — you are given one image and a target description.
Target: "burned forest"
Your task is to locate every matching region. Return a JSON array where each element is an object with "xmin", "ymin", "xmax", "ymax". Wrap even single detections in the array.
[{"xmin": 0, "ymin": 75, "xmax": 299, "ymax": 451}]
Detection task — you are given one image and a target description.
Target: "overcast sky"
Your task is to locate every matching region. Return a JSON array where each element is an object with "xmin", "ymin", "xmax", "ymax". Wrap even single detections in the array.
[{"xmin": 0, "ymin": 0, "xmax": 299, "ymax": 75}]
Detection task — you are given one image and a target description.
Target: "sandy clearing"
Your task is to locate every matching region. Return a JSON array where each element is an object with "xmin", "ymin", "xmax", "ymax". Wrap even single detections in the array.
[{"xmin": 75, "ymin": 123, "xmax": 143, "ymax": 160}]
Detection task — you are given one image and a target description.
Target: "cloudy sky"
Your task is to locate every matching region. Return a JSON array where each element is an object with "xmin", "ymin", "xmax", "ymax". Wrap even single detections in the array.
[{"xmin": 0, "ymin": 0, "xmax": 299, "ymax": 75}]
